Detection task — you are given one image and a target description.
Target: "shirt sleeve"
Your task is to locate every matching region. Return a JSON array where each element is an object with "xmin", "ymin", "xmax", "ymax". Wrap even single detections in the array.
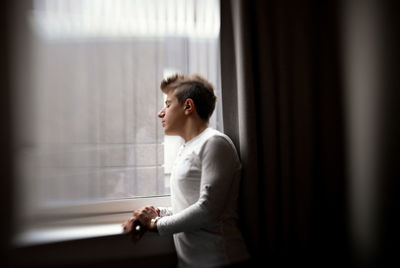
[
  {"xmin": 158, "ymin": 206, "xmax": 173, "ymax": 217},
  {"xmin": 156, "ymin": 135, "xmax": 241, "ymax": 235}
]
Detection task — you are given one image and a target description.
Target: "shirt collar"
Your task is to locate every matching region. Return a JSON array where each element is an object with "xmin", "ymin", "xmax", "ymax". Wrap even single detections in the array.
[{"xmin": 184, "ymin": 127, "xmax": 211, "ymax": 147}]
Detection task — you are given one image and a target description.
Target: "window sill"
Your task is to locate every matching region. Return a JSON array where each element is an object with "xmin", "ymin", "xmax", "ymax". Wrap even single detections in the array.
[
  {"xmin": 14, "ymin": 223, "xmax": 125, "ymax": 246},
  {"xmin": 12, "ymin": 223, "xmax": 176, "ymax": 267}
]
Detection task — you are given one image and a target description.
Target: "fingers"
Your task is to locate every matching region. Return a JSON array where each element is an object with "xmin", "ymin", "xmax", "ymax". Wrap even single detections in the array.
[
  {"xmin": 130, "ymin": 219, "xmax": 146, "ymax": 243},
  {"xmin": 121, "ymin": 217, "xmax": 134, "ymax": 233},
  {"xmin": 121, "ymin": 215, "xmax": 145, "ymax": 243},
  {"xmin": 131, "ymin": 206, "xmax": 159, "ymax": 229},
  {"xmin": 122, "ymin": 205, "xmax": 160, "ymax": 243},
  {"xmin": 122, "ymin": 216, "xmax": 141, "ymax": 234}
]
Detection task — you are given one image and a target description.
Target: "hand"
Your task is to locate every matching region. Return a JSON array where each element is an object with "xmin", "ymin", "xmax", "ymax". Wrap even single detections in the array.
[
  {"xmin": 121, "ymin": 216, "xmax": 135, "ymax": 233},
  {"xmin": 121, "ymin": 206, "xmax": 160, "ymax": 243}
]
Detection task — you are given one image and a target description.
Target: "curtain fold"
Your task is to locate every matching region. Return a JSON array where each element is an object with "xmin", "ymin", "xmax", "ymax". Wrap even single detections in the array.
[{"xmin": 221, "ymin": 0, "xmax": 348, "ymax": 265}]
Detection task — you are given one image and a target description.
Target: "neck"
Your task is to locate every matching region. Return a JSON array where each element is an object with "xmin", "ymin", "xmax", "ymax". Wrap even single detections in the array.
[{"xmin": 181, "ymin": 119, "xmax": 208, "ymax": 142}]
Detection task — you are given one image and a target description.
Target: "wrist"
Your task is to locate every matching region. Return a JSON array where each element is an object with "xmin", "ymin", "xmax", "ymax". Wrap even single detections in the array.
[{"xmin": 150, "ymin": 216, "xmax": 161, "ymax": 232}]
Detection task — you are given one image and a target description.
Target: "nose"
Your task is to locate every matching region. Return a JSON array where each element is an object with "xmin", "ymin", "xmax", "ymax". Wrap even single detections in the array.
[{"xmin": 158, "ymin": 108, "xmax": 165, "ymax": 118}]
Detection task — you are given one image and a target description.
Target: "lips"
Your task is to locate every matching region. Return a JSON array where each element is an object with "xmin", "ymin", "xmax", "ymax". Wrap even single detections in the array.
[{"xmin": 161, "ymin": 121, "xmax": 166, "ymax": 127}]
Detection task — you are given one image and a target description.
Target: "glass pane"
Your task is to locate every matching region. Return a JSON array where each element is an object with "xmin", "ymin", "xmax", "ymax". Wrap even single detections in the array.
[{"xmin": 14, "ymin": 0, "xmax": 222, "ymax": 209}]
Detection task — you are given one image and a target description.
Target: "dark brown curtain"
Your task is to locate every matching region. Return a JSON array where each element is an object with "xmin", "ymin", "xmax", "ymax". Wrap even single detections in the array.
[
  {"xmin": 221, "ymin": 0, "xmax": 348, "ymax": 266},
  {"xmin": 0, "ymin": 0, "xmax": 13, "ymax": 266}
]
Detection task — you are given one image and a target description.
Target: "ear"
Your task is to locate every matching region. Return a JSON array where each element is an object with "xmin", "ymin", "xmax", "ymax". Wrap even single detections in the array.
[{"xmin": 183, "ymin": 98, "xmax": 195, "ymax": 115}]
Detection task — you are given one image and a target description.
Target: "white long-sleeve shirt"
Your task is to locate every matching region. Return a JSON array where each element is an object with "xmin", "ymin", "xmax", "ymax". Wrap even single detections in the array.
[{"xmin": 157, "ymin": 128, "xmax": 250, "ymax": 268}]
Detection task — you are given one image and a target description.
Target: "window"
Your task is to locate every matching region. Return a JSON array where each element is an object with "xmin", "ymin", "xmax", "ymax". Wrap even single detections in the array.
[{"xmin": 13, "ymin": 0, "xmax": 222, "ymax": 233}]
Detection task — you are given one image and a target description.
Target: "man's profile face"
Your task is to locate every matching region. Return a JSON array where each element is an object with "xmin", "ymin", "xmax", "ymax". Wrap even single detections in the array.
[{"xmin": 158, "ymin": 90, "xmax": 186, "ymax": 136}]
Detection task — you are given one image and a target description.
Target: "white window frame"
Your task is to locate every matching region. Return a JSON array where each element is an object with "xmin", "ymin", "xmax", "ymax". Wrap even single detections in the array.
[{"xmin": 12, "ymin": 0, "xmax": 222, "ymax": 247}]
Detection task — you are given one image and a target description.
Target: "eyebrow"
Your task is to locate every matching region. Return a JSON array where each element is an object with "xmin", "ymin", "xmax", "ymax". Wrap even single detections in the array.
[{"xmin": 165, "ymin": 100, "xmax": 171, "ymax": 105}]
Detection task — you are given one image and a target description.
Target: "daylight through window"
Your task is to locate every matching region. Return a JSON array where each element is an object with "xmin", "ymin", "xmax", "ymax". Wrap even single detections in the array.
[{"xmin": 13, "ymin": 0, "xmax": 222, "ymax": 223}]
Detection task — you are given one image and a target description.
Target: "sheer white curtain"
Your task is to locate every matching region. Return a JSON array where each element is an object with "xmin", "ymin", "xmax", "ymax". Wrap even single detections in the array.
[{"xmin": 15, "ymin": 0, "xmax": 222, "ymax": 213}]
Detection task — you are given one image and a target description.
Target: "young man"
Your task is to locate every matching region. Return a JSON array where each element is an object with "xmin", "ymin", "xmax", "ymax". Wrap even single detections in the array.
[{"xmin": 122, "ymin": 74, "xmax": 250, "ymax": 267}]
